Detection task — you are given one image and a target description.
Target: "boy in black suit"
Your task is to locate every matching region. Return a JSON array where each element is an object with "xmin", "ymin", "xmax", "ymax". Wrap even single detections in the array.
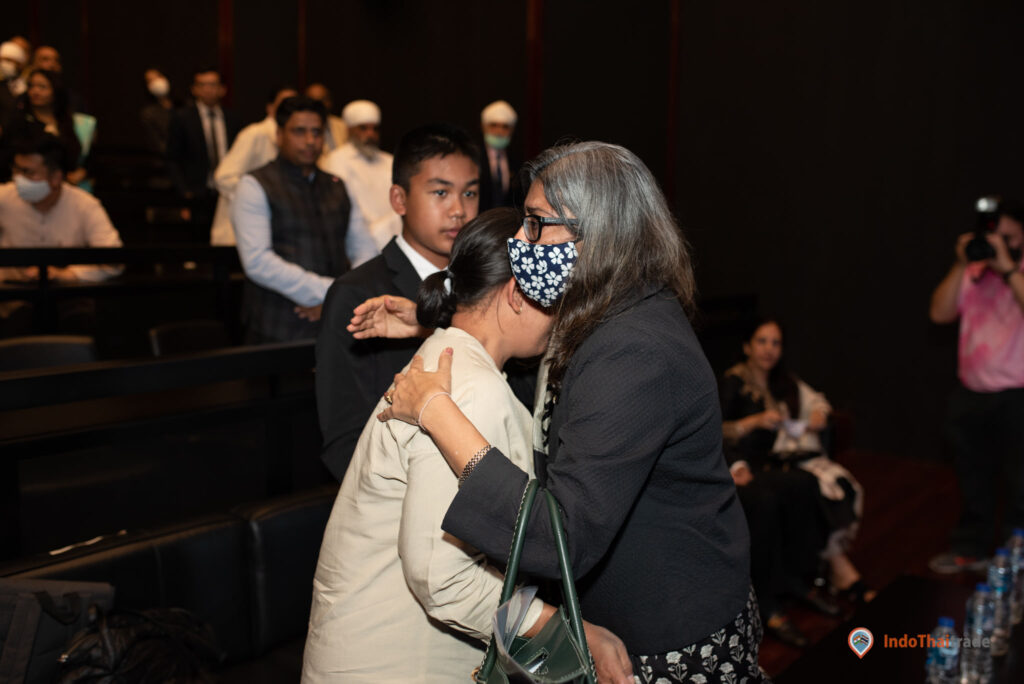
[{"xmin": 315, "ymin": 124, "xmax": 480, "ymax": 480}]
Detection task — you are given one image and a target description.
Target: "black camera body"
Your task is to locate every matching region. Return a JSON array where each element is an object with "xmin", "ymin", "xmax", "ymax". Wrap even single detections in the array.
[{"xmin": 965, "ymin": 196, "xmax": 1001, "ymax": 262}]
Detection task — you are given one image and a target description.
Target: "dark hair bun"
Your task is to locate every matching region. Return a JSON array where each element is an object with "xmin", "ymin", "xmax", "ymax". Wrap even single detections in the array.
[{"xmin": 417, "ymin": 271, "xmax": 456, "ymax": 329}]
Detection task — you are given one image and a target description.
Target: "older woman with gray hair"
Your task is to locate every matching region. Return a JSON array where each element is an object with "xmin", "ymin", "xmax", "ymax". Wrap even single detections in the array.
[{"xmin": 366, "ymin": 141, "xmax": 768, "ymax": 682}]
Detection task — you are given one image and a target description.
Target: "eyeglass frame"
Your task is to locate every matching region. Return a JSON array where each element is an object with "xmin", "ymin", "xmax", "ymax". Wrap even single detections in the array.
[{"xmin": 522, "ymin": 214, "xmax": 581, "ymax": 242}]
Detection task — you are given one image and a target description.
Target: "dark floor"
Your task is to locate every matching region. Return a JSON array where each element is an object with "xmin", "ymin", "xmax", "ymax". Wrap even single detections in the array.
[{"xmin": 760, "ymin": 449, "xmax": 963, "ymax": 679}]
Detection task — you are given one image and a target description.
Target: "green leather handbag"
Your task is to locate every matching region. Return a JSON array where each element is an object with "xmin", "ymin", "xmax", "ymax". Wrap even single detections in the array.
[{"xmin": 474, "ymin": 479, "xmax": 597, "ymax": 684}]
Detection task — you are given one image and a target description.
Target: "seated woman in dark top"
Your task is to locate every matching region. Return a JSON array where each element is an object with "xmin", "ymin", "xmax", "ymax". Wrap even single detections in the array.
[{"xmin": 720, "ymin": 317, "xmax": 872, "ymax": 642}]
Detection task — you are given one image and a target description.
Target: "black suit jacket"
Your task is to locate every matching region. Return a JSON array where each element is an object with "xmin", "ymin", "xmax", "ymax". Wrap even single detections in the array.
[
  {"xmin": 315, "ymin": 238, "xmax": 423, "ymax": 480},
  {"xmin": 443, "ymin": 285, "xmax": 750, "ymax": 654},
  {"xmin": 166, "ymin": 103, "xmax": 240, "ymax": 197},
  {"xmin": 478, "ymin": 143, "xmax": 523, "ymax": 211}
]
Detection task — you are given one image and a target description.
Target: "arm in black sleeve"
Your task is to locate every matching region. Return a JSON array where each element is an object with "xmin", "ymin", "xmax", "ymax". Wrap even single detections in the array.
[
  {"xmin": 444, "ymin": 331, "xmax": 695, "ymax": 580},
  {"xmin": 315, "ymin": 278, "xmax": 382, "ymax": 480}
]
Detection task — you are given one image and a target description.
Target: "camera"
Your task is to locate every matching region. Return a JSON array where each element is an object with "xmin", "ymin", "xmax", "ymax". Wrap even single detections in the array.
[{"xmin": 964, "ymin": 195, "xmax": 1001, "ymax": 262}]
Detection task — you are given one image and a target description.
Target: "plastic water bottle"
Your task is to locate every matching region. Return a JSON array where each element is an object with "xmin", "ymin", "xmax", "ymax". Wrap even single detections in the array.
[
  {"xmin": 924, "ymin": 616, "xmax": 958, "ymax": 684},
  {"xmin": 1008, "ymin": 528, "xmax": 1024, "ymax": 625},
  {"xmin": 961, "ymin": 583, "xmax": 994, "ymax": 684},
  {"xmin": 986, "ymin": 548, "xmax": 1012, "ymax": 656}
]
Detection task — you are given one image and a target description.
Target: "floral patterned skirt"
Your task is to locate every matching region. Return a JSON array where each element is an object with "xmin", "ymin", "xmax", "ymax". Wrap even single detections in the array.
[{"xmin": 630, "ymin": 586, "xmax": 771, "ymax": 683}]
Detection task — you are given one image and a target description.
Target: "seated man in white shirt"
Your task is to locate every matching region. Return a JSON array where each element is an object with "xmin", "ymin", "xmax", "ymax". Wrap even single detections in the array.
[
  {"xmin": 0, "ymin": 132, "xmax": 122, "ymax": 282},
  {"xmin": 209, "ymin": 85, "xmax": 297, "ymax": 245},
  {"xmin": 232, "ymin": 96, "xmax": 377, "ymax": 344},
  {"xmin": 322, "ymin": 100, "xmax": 399, "ymax": 251}
]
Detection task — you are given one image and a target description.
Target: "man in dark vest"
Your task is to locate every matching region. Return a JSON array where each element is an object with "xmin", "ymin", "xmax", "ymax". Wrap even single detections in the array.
[{"xmin": 232, "ymin": 96, "xmax": 377, "ymax": 343}]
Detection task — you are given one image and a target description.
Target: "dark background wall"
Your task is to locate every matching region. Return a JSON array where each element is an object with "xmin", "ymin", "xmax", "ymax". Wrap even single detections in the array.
[{"xmin": 5, "ymin": 0, "xmax": 1024, "ymax": 459}]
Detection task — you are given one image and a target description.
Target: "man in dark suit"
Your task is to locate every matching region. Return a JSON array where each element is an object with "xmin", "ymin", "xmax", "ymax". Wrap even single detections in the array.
[
  {"xmin": 478, "ymin": 100, "xmax": 522, "ymax": 211},
  {"xmin": 166, "ymin": 68, "xmax": 240, "ymax": 201},
  {"xmin": 315, "ymin": 124, "xmax": 481, "ymax": 481}
]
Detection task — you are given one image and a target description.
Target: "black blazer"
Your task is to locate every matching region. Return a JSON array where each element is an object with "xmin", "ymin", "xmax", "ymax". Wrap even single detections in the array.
[
  {"xmin": 443, "ymin": 285, "xmax": 751, "ymax": 654},
  {"xmin": 166, "ymin": 103, "xmax": 240, "ymax": 196},
  {"xmin": 478, "ymin": 143, "xmax": 523, "ymax": 211},
  {"xmin": 315, "ymin": 238, "xmax": 423, "ymax": 481}
]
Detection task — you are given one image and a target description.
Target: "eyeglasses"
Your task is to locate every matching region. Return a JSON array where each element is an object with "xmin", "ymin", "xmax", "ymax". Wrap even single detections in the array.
[{"xmin": 522, "ymin": 214, "xmax": 580, "ymax": 242}]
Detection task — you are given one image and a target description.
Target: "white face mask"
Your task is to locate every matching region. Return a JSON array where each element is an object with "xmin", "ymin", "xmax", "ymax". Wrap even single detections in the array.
[
  {"xmin": 148, "ymin": 76, "xmax": 170, "ymax": 98},
  {"xmin": 15, "ymin": 174, "xmax": 53, "ymax": 203}
]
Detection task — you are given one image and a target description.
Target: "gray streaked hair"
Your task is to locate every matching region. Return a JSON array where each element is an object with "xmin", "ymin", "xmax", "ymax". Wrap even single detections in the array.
[{"xmin": 526, "ymin": 141, "xmax": 696, "ymax": 390}]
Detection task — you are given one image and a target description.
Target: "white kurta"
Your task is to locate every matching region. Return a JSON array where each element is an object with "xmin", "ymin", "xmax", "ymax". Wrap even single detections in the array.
[
  {"xmin": 321, "ymin": 142, "xmax": 398, "ymax": 250},
  {"xmin": 0, "ymin": 182, "xmax": 122, "ymax": 281},
  {"xmin": 302, "ymin": 327, "xmax": 541, "ymax": 683},
  {"xmin": 210, "ymin": 117, "xmax": 278, "ymax": 245}
]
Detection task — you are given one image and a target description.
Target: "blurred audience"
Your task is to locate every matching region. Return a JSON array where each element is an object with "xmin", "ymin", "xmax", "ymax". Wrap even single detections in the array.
[
  {"xmin": 210, "ymin": 85, "xmax": 297, "ymax": 245},
  {"xmin": 31, "ymin": 45, "xmax": 61, "ymax": 72},
  {"xmin": 166, "ymin": 67, "xmax": 240, "ymax": 212},
  {"xmin": 233, "ymin": 96, "xmax": 375, "ymax": 343},
  {"xmin": 322, "ymin": 99, "xmax": 397, "ymax": 250},
  {"xmin": 2, "ymin": 69, "xmax": 92, "ymax": 189},
  {"xmin": 720, "ymin": 318, "xmax": 871, "ymax": 643},
  {"xmin": 0, "ymin": 132, "xmax": 122, "ymax": 282},
  {"xmin": 478, "ymin": 99, "xmax": 520, "ymax": 211},
  {"xmin": 140, "ymin": 68, "xmax": 176, "ymax": 155},
  {"xmin": 304, "ymin": 82, "xmax": 347, "ymax": 154},
  {"xmin": 0, "ymin": 40, "xmax": 28, "ymax": 98}
]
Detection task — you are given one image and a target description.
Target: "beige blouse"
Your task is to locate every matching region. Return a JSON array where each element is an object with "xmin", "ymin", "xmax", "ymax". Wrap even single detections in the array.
[{"xmin": 302, "ymin": 327, "xmax": 541, "ymax": 683}]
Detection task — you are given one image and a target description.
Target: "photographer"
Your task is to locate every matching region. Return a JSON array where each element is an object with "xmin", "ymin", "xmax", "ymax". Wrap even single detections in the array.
[{"xmin": 928, "ymin": 198, "xmax": 1024, "ymax": 573}]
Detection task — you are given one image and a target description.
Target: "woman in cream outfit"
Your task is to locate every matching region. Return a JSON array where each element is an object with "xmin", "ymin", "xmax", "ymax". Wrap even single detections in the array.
[{"xmin": 303, "ymin": 209, "xmax": 555, "ymax": 682}]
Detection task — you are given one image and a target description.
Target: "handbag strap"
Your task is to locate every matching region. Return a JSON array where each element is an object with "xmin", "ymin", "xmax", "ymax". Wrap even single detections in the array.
[
  {"xmin": 477, "ymin": 479, "xmax": 596, "ymax": 683},
  {"xmin": 541, "ymin": 487, "xmax": 590, "ymax": 667}
]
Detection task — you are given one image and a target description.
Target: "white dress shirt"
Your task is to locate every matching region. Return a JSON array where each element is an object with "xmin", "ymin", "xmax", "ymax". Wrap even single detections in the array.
[
  {"xmin": 322, "ymin": 115, "xmax": 349, "ymax": 155},
  {"xmin": 394, "ymin": 232, "xmax": 443, "ymax": 280},
  {"xmin": 302, "ymin": 327, "xmax": 543, "ymax": 683},
  {"xmin": 0, "ymin": 182, "xmax": 122, "ymax": 281},
  {"xmin": 321, "ymin": 142, "xmax": 398, "ymax": 250},
  {"xmin": 232, "ymin": 172, "xmax": 377, "ymax": 307}
]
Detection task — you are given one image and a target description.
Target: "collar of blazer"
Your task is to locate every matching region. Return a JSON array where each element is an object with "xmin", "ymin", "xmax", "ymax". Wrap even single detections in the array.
[{"xmin": 381, "ymin": 238, "xmax": 424, "ymax": 299}]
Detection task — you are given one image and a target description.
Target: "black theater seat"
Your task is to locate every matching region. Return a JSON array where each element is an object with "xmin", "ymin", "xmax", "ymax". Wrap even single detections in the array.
[{"xmin": 1, "ymin": 485, "xmax": 339, "ymax": 678}]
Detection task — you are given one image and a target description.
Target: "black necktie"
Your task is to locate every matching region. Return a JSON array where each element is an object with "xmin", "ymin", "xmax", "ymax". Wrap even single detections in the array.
[
  {"xmin": 493, "ymin": 151, "xmax": 504, "ymax": 203},
  {"xmin": 207, "ymin": 108, "xmax": 220, "ymax": 167}
]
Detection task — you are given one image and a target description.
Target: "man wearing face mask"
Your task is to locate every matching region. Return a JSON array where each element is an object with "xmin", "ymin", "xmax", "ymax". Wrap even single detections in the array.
[
  {"xmin": 0, "ymin": 133, "xmax": 122, "ymax": 282},
  {"xmin": 478, "ymin": 100, "xmax": 521, "ymax": 211},
  {"xmin": 322, "ymin": 100, "xmax": 398, "ymax": 250},
  {"xmin": 928, "ymin": 198, "xmax": 1024, "ymax": 574}
]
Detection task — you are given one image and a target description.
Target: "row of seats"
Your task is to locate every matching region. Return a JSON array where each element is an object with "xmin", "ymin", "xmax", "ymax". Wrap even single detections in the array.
[
  {"xmin": 0, "ymin": 320, "xmax": 232, "ymax": 371},
  {"xmin": 1, "ymin": 485, "xmax": 337, "ymax": 681}
]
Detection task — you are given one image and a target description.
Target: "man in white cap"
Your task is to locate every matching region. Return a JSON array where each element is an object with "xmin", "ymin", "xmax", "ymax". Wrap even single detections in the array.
[
  {"xmin": 478, "ymin": 99, "xmax": 520, "ymax": 211},
  {"xmin": 322, "ymin": 99, "xmax": 398, "ymax": 250}
]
